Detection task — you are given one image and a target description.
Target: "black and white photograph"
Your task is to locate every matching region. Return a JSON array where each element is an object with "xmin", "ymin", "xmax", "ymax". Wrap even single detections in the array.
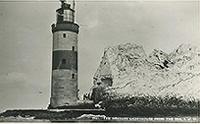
[{"xmin": 0, "ymin": 0, "xmax": 199, "ymax": 122}]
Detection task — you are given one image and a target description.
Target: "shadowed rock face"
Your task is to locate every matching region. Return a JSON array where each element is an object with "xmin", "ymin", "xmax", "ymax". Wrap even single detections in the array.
[
  {"xmin": 92, "ymin": 42, "xmax": 200, "ymax": 100},
  {"xmin": 90, "ymin": 85, "xmax": 105, "ymax": 104}
]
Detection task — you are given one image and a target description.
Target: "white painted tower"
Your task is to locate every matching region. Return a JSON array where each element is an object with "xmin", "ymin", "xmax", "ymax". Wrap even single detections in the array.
[{"xmin": 49, "ymin": 0, "xmax": 79, "ymax": 109}]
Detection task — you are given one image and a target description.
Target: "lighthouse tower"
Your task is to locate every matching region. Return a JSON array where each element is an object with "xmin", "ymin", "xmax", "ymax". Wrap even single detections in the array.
[{"xmin": 49, "ymin": 0, "xmax": 79, "ymax": 108}]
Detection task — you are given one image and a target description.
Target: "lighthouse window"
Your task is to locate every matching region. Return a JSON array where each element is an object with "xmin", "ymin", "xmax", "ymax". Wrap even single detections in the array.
[
  {"xmin": 62, "ymin": 59, "xmax": 66, "ymax": 64},
  {"xmin": 63, "ymin": 33, "xmax": 66, "ymax": 38},
  {"xmin": 72, "ymin": 74, "xmax": 75, "ymax": 79},
  {"xmin": 72, "ymin": 46, "xmax": 75, "ymax": 51}
]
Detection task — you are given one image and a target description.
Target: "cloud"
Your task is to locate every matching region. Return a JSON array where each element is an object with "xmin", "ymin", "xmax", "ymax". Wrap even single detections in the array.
[
  {"xmin": 0, "ymin": 72, "xmax": 49, "ymax": 112},
  {"xmin": 87, "ymin": 19, "xmax": 99, "ymax": 29},
  {"xmin": 0, "ymin": 72, "xmax": 28, "ymax": 85}
]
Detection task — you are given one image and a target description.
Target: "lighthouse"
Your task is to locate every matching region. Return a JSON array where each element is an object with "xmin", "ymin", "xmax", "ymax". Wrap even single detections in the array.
[{"xmin": 49, "ymin": 0, "xmax": 79, "ymax": 109}]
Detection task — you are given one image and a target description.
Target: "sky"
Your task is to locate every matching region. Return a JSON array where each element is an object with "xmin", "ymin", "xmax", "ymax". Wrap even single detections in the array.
[{"xmin": 0, "ymin": 0, "xmax": 199, "ymax": 112}]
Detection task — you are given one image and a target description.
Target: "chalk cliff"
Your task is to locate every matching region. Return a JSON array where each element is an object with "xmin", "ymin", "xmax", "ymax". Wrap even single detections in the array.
[{"xmin": 92, "ymin": 42, "xmax": 200, "ymax": 100}]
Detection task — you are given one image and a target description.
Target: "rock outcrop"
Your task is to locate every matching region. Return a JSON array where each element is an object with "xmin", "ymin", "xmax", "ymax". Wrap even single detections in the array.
[{"xmin": 92, "ymin": 42, "xmax": 200, "ymax": 100}]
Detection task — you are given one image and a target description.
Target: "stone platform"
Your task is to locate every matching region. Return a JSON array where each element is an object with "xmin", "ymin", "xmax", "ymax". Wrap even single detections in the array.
[{"xmin": 0, "ymin": 108, "xmax": 105, "ymax": 122}]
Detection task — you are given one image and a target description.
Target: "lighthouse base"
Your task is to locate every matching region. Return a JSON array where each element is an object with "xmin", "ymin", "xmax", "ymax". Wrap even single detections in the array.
[{"xmin": 48, "ymin": 100, "xmax": 96, "ymax": 109}]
